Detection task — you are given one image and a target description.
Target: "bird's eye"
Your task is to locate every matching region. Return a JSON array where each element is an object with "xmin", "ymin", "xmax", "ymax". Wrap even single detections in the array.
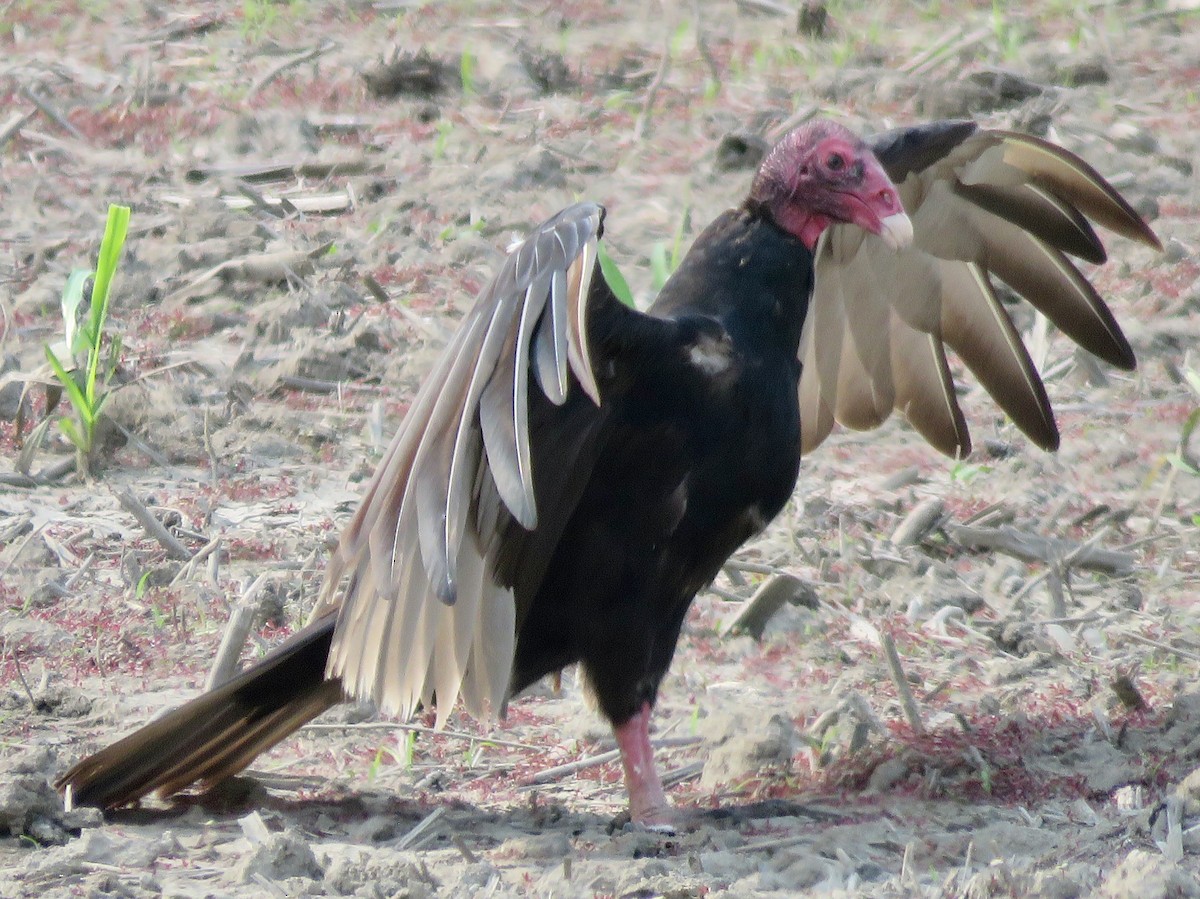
[{"xmin": 826, "ymin": 153, "xmax": 845, "ymax": 171}]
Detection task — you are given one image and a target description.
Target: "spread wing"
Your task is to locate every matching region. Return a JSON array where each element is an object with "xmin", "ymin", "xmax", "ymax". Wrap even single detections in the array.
[
  {"xmin": 799, "ymin": 121, "xmax": 1161, "ymax": 457},
  {"xmin": 314, "ymin": 203, "xmax": 620, "ymax": 726}
]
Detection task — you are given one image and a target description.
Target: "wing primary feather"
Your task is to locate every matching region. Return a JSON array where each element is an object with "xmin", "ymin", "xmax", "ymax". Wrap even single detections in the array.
[
  {"xmin": 990, "ymin": 131, "xmax": 1162, "ymax": 250},
  {"xmin": 890, "ymin": 320, "xmax": 970, "ymax": 457},
  {"xmin": 566, "ymin": 237, "xmax": 602, "ymax": 406},
  {"xmin": 479, "ymin": 273, "xmax": 551, "ymax": 530},
  {"xmin": 798, "ymin": 341, "xmax": 835, "ymax": 454},
  {"xmin": 513, "ymin": 277, "xmax": 547, "ymax": 528},
  {"xmin": 953, "ymin": 180, "xmax": 1106, "ymax": 264},
  {"xmin": 941, "ymin": 261, "xmax": 1059, "ymax": 450},
  {"xmin": 420, "ymin": 297, "xmax": 513, "ymax": 603},
  {"xmin": 984, "ymin": 229, "xmax": 1135, "ymax": 370},
  {"xmin": 533, "ymin": 264, "xmax": 571, "ymax": 405}
]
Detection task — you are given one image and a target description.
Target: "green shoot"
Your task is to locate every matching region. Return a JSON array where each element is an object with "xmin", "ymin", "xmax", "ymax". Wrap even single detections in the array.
[
  {"xmin": 596, "ymin": 242, "xmax": 636, "ymax": 308},
  {"xmin": 949, "ymin": 460, "xmax": 991, "ymax": 484},
  {"xmin": 1166, "ymin": 364, "xmax": 1200, "ymax": 477},
  {"xmin": 978, "ymin": 757, "xmax": 994, "ymax": 795},
  {"xmin": 240, "ymin": 0, "xmax": 279, "ymax": 41},
  {"xmin": 433, "ymin": 119, "xmax": 454, "ymax": 161},
  {"xmin": 600, "ymin": 210, "xmax": 690, "ymax": 304},
  {"xmin": 990, "ymin": 0, "xmax": 1024, "ymax": 62},
  {"xmin": 368, "ymin": 744, "xmax": 386, "ymax": 783},
  {"xmin": 460, "ymin": 48, "xmax": 476, "ymax": 95},
  {"xmin": 401, "ymin": 730, "xmax": 417, "ymax": 770},
  {"xmin": 44, "ymin": 204, "xmax": 130, "ymax": 479},
  {"xmin": 650, "ymin": 243, "xmax": 671, "ymax": 291}
]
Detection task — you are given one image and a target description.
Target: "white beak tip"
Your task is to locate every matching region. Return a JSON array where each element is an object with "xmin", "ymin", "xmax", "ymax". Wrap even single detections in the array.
[{"xmin": 879, "ymin": 212, "xmax": 914, "ymax": 252}]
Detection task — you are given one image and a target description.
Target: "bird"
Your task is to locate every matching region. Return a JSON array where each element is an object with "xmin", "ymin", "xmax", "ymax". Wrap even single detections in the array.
[{"xmin": 57, "ymin": 118, "xmax": 1160, "ymax": 828}]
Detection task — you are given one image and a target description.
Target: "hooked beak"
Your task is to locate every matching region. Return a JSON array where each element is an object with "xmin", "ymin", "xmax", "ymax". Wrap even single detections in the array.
[
  {"xmin": 878, "ymin": 212, "xmax": 913, "ymax": 251},
  {"xmin": 843, "ymin": 157, "xmax": 912, "ymax": 252}
]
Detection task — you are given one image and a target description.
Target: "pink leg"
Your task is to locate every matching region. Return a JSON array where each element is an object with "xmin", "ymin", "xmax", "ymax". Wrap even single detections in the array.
[{"xmin": 614, "ymin": 702, "xmax": 672, "ymax": 827}]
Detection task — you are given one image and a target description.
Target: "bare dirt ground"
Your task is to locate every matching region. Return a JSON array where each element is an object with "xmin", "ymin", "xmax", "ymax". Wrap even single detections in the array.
[{"xmin": 2, "ymin": 1, "xmax": 1200, "ymax": 896}]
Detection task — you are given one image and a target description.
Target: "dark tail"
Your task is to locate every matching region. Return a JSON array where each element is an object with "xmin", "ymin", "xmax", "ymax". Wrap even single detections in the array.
[{"xmin": 57, "ymin": 616, "xmax": 343, "ymax": 810}]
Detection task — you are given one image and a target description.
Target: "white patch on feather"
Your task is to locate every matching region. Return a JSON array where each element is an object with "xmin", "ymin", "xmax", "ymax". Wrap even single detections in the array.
[
  {"xmin": 742, "ymin": 503, "xmax": 770, "ymax": 535},
  {"xmin": 687, "ymin": 333, "xmax": 733, "ymax": 376}
]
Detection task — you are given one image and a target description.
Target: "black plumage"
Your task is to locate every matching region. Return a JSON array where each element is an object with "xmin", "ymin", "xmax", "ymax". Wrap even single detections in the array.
[{"xmin": 58, "ymin": 119, "xmax": 1159, "ymax": 826}]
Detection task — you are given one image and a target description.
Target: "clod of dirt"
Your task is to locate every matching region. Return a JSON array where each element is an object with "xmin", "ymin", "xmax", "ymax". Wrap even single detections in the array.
[
  {"xmin": 0, "ymin": 775, "xmax": 67, "ymax": 844},
  {"xmin": 695, "ymin": 849, "xmax": 759, "ymax": 885},
  {"xmin": 961, "ymin": 862, "xmax": 1088, "ymax": 899},
  {"xmin": 448, "ymin": 860, "xmax": 504, "ymax": 893},
  {"xmin": 505, "ymin": 831, "xmax": 570, "ymax": 860},
  {"xmin": 324, "ymin": 849, "xmax": 440, "ymax": 896},
  {"xmin": 518, "ymin": 45, "xmax": 578, "ymax": 94},
  {"xmin": 482, "ymin": 146, "xmax": 567, "ymax": 191},
  {"xmin": 915, "ymin": 68, "xmax": 1046, "ymax": 118},
  {"xmin": 362, "ymin": 49, "xmax": 454, "ymax": 98},
  {"xmin": 209, "ymin": 411, "xmax": 308, "ymax": 464},
  {"xmin": 67, "ymin": 830, "xmax": 180, "ymax": 868},
  {"xmin": 797, "ymin": 2, "xmax": 829, "ymax": 38},
  {"xmin": 1, "ymin": 681, "xmax": 94, "ymax": 718},
  {"xmin": 1, "ymin": 616, "xmax": 73, "ymax": 655},
  {"xmin": 1097, "ymin": 849, "xmax": 1200, "ymax": 899},
  {"xmin": 255, "ymin": 330, "xmax": 384, "ymax": 388},
  {"xmin": 699, "ymin": 708, "xmax": 799, "ymax": 789},
  {"xmin": 864, "ymin": 754, "xmax": 911, "ymax": 794},
  {"xmin": 1067, "ymin": 740, "xmax": 1141, "ymax": 795},
  {"xmin": 237, "ymin": 827, "xmax": 324, "ymax": 883},
  {"xmin": 613, "ymin": 862, "xmax": 715, "ymax": 898},
  {"xmin": 0, "ymin": 750, "xmax": 101, "ymax": 845},
  {"xmin": 99, "ymin": 381, "xmax": 209, "ymax": 465},
  {"xmin": 1172, "ymin": 766, "xmax": 1200, "ymax": 821},
  {"xmin": 714, "ymin": 130, "xmax": 769, "ymax": 173},
  {"xmin": 1051, "ymin": 56, "xmax": 1110, "ymax": 86},
  {"xmin": 0, "ymin": 353, "xmax": 25, "ymax": 420}
]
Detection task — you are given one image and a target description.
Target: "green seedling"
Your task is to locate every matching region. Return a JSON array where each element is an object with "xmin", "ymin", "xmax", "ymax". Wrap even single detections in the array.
[
  {"xmin": 596, "ymin": 242, "xmax": 635, "ymax": 308},
  {"xmin": 44, "ymin": 204, "xmax": 130, "ymax": 479},
  {"xmin": 1166, "ymin": 364, "xmax": 1200, "ymax": 478},
  {"xmin": 650, "ymin": 205, "xmax": 690, "ymax": 291},
  {"xmin": 460, "ymin": 48, "xmax": 477, "ymax": 95},
  {"xmin": 597, "ymin": 211, "xmax": 690, "ymax": 309}
]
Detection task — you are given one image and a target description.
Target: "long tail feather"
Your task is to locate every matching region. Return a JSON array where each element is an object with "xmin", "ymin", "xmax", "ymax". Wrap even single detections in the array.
[{"xmin": 57, "ymin": 617, "xmax": 341, "ymax": 810}]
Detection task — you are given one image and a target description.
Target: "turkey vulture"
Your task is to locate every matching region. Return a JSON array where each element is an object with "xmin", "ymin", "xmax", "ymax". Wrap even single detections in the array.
[{"xmin": 58, "ymin": 119, "xmax": 1159, "ymax": 827}]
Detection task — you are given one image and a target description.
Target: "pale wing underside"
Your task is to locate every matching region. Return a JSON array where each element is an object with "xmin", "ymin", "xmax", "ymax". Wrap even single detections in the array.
[
  {"xmin": 800, "ymin": 127, "xmax": 1160, "ymax": 457},
  {"xmin": 315, "ymin": 203, "xmax": 605, "ymax": 725}
]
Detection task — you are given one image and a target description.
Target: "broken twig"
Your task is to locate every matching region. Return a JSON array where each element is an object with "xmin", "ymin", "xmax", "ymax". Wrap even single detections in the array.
[
  {"xmin": 115, "ymin": 488, "xmax": 193, "ymax": 561},
  {"xmin": 881, "ymin": 633, "xmax": 925, "ymax": 736},
  {"xmin": 946, "ymin": 523, "xmax": 1134, "ymax": 574},
  {"xmin": 206, "ymin": 573, "xmax": 273, "ymax": 689}
]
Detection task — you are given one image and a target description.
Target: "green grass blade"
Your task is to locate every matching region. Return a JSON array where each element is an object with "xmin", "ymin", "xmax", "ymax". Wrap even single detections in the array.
[
  {"xmin": 85, "ymin": 205, "xmax": 130, "ymax": 405},
  {"xmin": 44, "ymin": 346, "xmax": 90, "ymax": 422},
  {"xmin": 61, "ymin": 268, "xmax": 94, "ymax": 359},
  {"xmin": 460, "ymin": 49, "xmax": 476, "ymax": 95},
  {"xmin": 596, "ymin": 242, "xmax": 636, "ymax": 308},
  {"xmin": 650, "ymin": 242, "xmax": 673, "ymax": 291},
  {"xmin": 58, "ymin": 416, "xmax": 86, "ymax": 452},
  {"xmin": 87, "ymin": 205, "xmax": 130, "ymax": 339}
]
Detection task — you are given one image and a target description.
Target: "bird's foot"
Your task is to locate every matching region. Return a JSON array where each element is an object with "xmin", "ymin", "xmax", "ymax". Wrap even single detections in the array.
[
  {"xmin": 615, "ymin": 703, "xmax": 678, "ymax": 832},
  {"xmin": 630, "ymin": 799, "xmax": 677, "ymax": 833}
]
